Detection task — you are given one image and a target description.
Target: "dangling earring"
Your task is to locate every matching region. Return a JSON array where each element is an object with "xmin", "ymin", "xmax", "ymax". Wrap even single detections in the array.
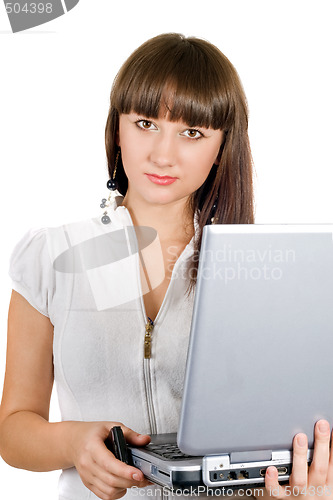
[
  {"xmin": 100, "ymin": 150, "xmax": 120, "ymax": 225},
  {"xmin": 106, "ymin": 149, "xmax": 120, "ymax": 191}
]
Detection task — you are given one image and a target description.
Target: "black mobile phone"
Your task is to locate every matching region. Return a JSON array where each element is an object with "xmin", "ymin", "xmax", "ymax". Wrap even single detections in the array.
[{"xmin": 105, "ymin": 426, "xmax": 131, "ymax": 465}]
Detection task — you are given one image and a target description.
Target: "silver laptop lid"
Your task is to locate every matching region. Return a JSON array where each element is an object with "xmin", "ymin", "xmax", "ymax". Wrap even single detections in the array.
[{"xmin": 178, "ymin": 224, "xmax": 333, "ymax": 456}]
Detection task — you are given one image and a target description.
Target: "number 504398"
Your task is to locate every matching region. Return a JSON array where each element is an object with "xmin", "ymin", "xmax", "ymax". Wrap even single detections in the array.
[{"xmin": 5, "ymin": 3, "xmax": 53, "ymax": 14}]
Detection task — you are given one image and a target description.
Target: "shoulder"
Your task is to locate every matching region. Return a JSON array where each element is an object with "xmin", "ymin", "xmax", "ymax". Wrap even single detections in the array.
[{"xmin": 8, "ymin": 216, "xmax": 108, "ymax": 318}]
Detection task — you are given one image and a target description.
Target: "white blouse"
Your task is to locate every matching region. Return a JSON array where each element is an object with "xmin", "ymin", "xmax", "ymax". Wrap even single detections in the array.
[{"xmin": 8, "ymin": 193, "xmax": 197, "ymax": 500}]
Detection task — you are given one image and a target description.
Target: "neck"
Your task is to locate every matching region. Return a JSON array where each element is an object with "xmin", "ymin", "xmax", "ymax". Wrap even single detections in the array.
[{"xmin": 121, "ymin": 192, "xmax": 194, "ymax": 243}]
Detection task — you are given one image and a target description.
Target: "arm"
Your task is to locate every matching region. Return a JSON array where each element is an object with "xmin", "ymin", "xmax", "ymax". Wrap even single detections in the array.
[
  {"xmin": 0, "ymin": 290, "xmax": 68, "ymax": 471},
  {"xmin": 0, "ymin": 291, "xmax": 150, "ymax": 499}
]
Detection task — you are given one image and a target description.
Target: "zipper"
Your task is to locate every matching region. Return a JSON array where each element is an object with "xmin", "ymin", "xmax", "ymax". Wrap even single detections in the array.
[
  {"xmin": 140, "ymin": 246, "xmax": 192, "ymax": 435},
  {"xmin": 118, "ymin": 209, "xmax": 158, "ymax": 434},
  {"xmin": 144, "ymin": 316, "xmax": 154, "ymax": 359},
  {"xmin": 144, "ymin": 352, "xmax": 157, "ymax": 434},
  {"xmin": 143, "ymin": 317, "xmax": 157, "ymax": 433},
  {"xmin": 118, "ymin": 205, "xmax": 193, "ymax": 435}
]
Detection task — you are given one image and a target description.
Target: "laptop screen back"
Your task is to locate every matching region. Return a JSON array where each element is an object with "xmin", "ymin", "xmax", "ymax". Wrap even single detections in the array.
[{"xmin": 178, "ymin": 224, "xmax": 333, "ymax": 456}]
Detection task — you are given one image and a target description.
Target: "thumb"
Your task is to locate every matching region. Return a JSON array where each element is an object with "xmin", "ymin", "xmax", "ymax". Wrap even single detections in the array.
[{"xmin": 120, "ymin": 425, "xmax": 151, "ymax": 446}]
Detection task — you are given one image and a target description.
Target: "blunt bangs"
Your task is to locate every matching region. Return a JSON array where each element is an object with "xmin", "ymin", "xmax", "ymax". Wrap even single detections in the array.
[
  {"xmin": 111, "ymin": 34, "xmax": 238, "ymax": 131},
  {"xmin": 105, "ymin": 33, "xmax": 254, "ymax": 293}
]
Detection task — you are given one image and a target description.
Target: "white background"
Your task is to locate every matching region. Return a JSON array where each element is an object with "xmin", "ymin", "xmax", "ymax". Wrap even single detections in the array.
[{"xmin": 0, "ymin": 0, "xmax": 332, "ymax": 498}]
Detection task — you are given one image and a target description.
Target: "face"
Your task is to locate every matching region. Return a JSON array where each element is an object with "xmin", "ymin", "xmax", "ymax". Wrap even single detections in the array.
[{"xmin": 117, "ymin": 113, "xmax": 223, "ymax": 208}]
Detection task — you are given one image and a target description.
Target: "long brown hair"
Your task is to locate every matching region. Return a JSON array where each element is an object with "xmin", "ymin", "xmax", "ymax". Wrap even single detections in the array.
[{"xmin": 105, "ymin": 33, "xmax": 255, "ymax": 294}]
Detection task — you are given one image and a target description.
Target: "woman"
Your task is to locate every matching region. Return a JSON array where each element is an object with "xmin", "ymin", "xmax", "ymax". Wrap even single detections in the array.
[{"xmin": 0, "ymin": 33, "xmax": 331, "ymax": 500}]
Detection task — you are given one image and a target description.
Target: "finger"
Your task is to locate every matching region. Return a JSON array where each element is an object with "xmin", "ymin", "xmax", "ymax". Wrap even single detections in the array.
[
  {"xmin": 91, "ymin": 459, "xmax": 150, "ymax": 490},
  {"xmin": 326, "ymin": 429, "xmax": 333, "ymax": 487},
  {"xmin": 120, "ymin": 424, "xmax": 151, "ymax": 446},
  {"xmin": 91, "ymin": 440, "xmax": 146, "ymax": 482},
  {"xmin": 308, "ymin": 420, "xmax": 330, "ymax": 487},
  {"xmin": 289, "ymin": 433, "xmax": 308, "ymax": 488},
  {"xmin": 102, "ymin": 422, "xmax": 150, "ymax": 446},
  {"xmin": 264, "ymin": 466, "xmax": 285, "ymax": 499}
]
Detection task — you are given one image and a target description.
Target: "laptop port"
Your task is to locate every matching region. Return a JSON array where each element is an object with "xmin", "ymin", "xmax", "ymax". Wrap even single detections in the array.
[
  {"xmin": 219, "ymin": 473, "xmax": 225, "ymax": 479},
  {"xmin": 260, "ymin": 466, "xmax": 288, "ymax": 477},
  {"xmin": 238, "ymin": 470, "xmax": 249, "ymax": 479},
  {"xmin": 228, "ymin": 471, "xmax": 237, "ymax": 480}
]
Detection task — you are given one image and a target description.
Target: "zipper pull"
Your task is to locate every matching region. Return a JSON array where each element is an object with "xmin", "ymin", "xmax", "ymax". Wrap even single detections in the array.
[{"xmin": 144, "ymin": 317, "xmax": 154, "ymax": 359}]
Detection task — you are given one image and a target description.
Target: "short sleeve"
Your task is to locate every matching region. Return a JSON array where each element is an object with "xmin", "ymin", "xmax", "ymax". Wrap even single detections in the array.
[{"xmin": 8, "ymin": 227, "xmax": 54, "ymax": 318}]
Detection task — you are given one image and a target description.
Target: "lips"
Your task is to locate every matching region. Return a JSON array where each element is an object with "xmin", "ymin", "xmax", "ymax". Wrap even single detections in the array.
[
  {"xmin": 145, "ymin": 173, "xmax": 178, "ymax": 185},
  {"xmin": 147, "ymin": 174, "xmax": 177, "ymax": 180}
]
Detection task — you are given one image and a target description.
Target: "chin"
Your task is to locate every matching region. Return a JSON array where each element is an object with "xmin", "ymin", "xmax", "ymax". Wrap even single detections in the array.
[
  {"xmin": 146, "ymin": 196, "xmax": 176, "ymax": 206},
  {"xmin": 141, "ymin": 189, "xmax": 179, "ymax": 205},
  {"xmin": 130, "ymin": 182, "xmax": 190, "ymax": 207}
]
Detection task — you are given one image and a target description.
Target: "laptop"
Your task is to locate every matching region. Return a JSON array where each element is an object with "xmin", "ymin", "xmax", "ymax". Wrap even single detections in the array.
[{"xmin": 128, "ymin": 224, "xmax": 333, "ymax": 491}]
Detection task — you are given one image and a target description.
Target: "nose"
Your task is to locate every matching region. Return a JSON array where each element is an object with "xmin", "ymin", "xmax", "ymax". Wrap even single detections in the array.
[{"xmin": 150, "ymin": 131, "xmax": 176, "ymax": 168}]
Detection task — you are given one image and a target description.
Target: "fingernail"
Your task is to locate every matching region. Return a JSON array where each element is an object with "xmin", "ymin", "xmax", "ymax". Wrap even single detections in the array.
[
  {"xmin": 297, "ymin": 435, "xmax": 307, "ymax": 447},
  {"xmin": 318, "ymin": 421, "xmax": 329, "ymax": 434},
  {"xmin": 266, "ymin": 467, "xmax": 275, "ymax": 478},
  {"xmin": 132, "ymin": 473, "xmax": 141, "ymax": 481}
]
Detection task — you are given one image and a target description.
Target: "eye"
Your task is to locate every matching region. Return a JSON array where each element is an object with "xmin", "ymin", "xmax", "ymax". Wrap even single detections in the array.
[
  {"xmin": 183, "ymin": 129, "xmax": 203, "ymax": 140},
  {"xmin": 135, "ymin": 119, "xmax": 157, "ymax": 131}
]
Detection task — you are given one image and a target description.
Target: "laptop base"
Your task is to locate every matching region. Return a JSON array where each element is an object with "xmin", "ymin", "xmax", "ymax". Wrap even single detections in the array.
[{"xmin": 203, "ymin": 450, "xmax": 313, "ymax": 487}]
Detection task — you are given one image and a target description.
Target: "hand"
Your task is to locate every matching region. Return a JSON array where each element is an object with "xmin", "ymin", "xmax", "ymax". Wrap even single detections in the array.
[
  {"xmin": 70, "ymin": 421, "xmax": 151, "ymax": 500},
  {"xmin": 264, "ymin": 420, "xmax": 333, "ymax": 500}
]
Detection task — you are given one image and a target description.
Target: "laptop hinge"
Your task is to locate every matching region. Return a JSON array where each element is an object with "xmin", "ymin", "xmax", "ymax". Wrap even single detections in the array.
[{"xmin": 230, "ymin": 450, "xmax": 272, "ymax": 463}]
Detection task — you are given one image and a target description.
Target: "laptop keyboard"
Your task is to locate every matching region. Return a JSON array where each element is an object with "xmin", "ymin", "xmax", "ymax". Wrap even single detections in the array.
[{"xmin": 146, "ymin": 443, "xmax": 193, "ymax": 460}]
